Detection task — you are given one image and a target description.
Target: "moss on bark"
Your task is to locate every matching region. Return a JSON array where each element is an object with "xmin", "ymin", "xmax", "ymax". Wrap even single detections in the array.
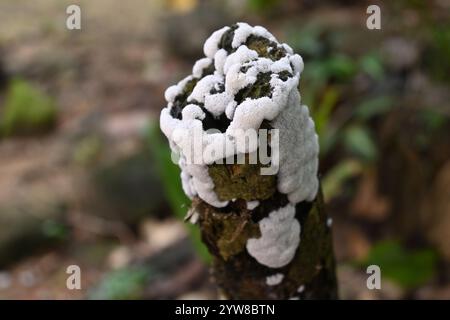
[
  {"xmin": 208, "ymin": 161, "xmax": 276, "ymax": 201},
  {"xmin": 193, "ymin": 178, "xmax": 337, "ymax": 299}
]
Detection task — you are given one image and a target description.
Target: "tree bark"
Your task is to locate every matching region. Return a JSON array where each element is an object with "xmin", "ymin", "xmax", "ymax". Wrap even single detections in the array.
[{"xmin": 188, "ymin": 162, "xmax": 338, "ymax": 299}]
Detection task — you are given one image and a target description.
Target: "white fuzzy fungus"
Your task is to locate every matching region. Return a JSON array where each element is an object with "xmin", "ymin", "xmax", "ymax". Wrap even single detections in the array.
[
  {"xmin": 160, "ymin": 22, "xmax": 319, "ymax": 210},
  {"xmin": 203, "ymin": 26, "xmax": 230, "ymax": 58},
  {"xmin": 192, "ymin": 57, "xmax": 212, "ymax": 78},
  {"xmin": 185, "ymin": 208, "xmax": 200, "ymax": 225},
  {"xmin": 272, "ymin": 91, "xmax": 319, "ymax": 203},
  {"xmin": 246, "ymin": 204, "xmax": 300, "ymax": 268},
  {"xmin": 246, "ymin": 200, "xmax": 260, "ymax": 210},
  {"xmin": 327, "ymin": 217, "xmax": 333, "ymax": 228},
  {"xmin": 266, "ymin": 273, "xmax": 284, "ymax": 286}
]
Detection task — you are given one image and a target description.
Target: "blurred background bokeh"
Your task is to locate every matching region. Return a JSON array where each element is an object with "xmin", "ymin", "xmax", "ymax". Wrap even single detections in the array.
[{"xmin": 0, "ymin": 0, "xmax": 449, "ymax": 299}]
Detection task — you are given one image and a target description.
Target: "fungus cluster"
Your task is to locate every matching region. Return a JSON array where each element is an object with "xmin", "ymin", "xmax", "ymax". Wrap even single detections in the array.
[{"xmin": 160, "ymin": 22, "xmax": 320, "ymax": 269}]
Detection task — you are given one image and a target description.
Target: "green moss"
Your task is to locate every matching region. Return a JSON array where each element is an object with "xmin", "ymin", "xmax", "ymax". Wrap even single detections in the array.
[
  {"xmin": 287, "ymin": 192, "xmax": 327, "ymax": 282},
  {"xmin": 218, "ymin": 25, "xmax": 287, "ymax": 60},
  {"xmin": 285, "ymin": 188, "xmax": 337, "ymax": 299},
  {"xmin": 201, "ymin": 63, "xmax": 215, "ymax": 77},
  {"xmin": 246, "ymin": 35, "xmax": 286, "ymax": 61},
  {"xmin": 208, "ymin": 159, "xmax": 276, "ymax": 201},
  {"xmin": 199, "ymin": 202, "xmax": 260, "ymax": 260},
  {"xmin": 219, "ymin": 24, "xmax": 239, "ymax": 53},
  {"xmin": 235, "ymin": 72, "xmax": 273, "ymax": 104},
  {"xmin": 0, "ymin": 78, "xmax": 57, "ymax": 137},
  {"xmin": 196, "ymin": 186, "xmax": 338, "ymax": 299}
]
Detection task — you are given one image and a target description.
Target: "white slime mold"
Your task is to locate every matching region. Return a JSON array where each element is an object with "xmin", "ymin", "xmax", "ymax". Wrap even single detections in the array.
[
  {"xmin": 246, "ymin": 204, "xmax": 300, "ymax": 268},
  {"xmin": 266, "ymin": 273, "xmax": 284, "ymax": 286},
  {"xmin": 160, "ymin": 23, "xmax": 320, "ymax": 268}
]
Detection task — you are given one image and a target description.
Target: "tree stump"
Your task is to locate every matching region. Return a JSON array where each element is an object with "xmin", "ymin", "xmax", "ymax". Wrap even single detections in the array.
[{"xmin": 160, "ymin": 23, "xmax": 337, "ymax": 299}]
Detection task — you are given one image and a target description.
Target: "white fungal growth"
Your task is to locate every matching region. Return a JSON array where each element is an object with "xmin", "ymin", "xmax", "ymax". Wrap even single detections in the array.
[
  {"xmin": 182, "ymin": 104, "xmax": 205, "ymax": 120},
  {"xmin": 327, "ymin": 217, "xmax": 333, "ymax": 227},
  {"xmin": 203, "ymin": 26, "xmax": 230, "ymax": 58},
  {"xmin": 253, "ymin": 25, "xmax": 276, "ymax": 42},
  {"xmin": 188, "ymin": 74, "xmax": 222, "ymax": 103},
  {"xmin": 214, "ymin": 49, "xmax": 228, "ymax": 75},
  {"xmin": 246, "ymin": 204, "xmax": 300, "ymax": 268},
  {"xmin": 232, "ymin": 22, "xmax": 254, "ymax": 48},
  {"xmin": 164, "ymin": 75, "xmax": 193, "ymax": 103},
  {"xmin": 297, "ymin": 285, "xmax": 305, "ymax": 293},
  {"xmin": 246, "ymin": 200, "xmax": 260, "ymax": 210},
  {"xmin": 266, "ymin": 273, "xmax": 284, "ymax": 286},
  {"xmin": 160, "ymin": 22, "xmax": 319, "ymax": 209},
  {"xmin": 272, "ymin": 91, "xmax": 319, "ymax": 203},
  {"xmin": 185, "ymin": 208, "xmax": 200, "ymax": 225},
  {"xmin": 192, "ymin": 57, "xmax": 212, "ymax": 78}
]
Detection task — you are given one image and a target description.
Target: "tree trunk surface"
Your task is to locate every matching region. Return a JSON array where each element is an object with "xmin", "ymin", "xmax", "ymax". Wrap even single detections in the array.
[{"xmin": 189, "ymin": 162, "xmax": 338, "ymax": 299}]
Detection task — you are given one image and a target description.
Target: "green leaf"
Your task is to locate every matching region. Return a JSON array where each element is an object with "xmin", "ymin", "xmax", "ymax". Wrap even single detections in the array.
[
  {"xmin": 322, "ymin": 159, "xmax": 363, "ymax": 200},
  {"xmin": 313, "ymin": 86, "xmax": 340, "ymax": 137},
  {"xmin": 318, "ymin": 125, "xmax": 339, "ymax": 156},
  {"xmin": 344, "ymin": 125, "xmax": 377, "ymax": 161},
  {"xmin": 362, "ymin": 240, "xmax": 438, "ymax": 289},
  {"xmin": 419, "ymin": 109, "xmax": 448, "ymax": 131},
  {"xmin": 286, "ymin": 25, "xmax": 324, "ymax": 57},
  {"xmin": 359, "ymin": 53, "xmax": 384, "ymax": 80},
  {"xmin": 355, "ymin": 96, "xmax": 394, "ymax": 120},
  {"xmin": 325, "ymin": 55, "xmax": 356, "ymax": 81}
]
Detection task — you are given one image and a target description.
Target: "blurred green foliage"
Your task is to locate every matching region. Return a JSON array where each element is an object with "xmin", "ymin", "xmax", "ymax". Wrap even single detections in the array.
[
  {"xmin": 343, "ymin": 125, "xmax": 377, "ymax": 162},
  {"xmin": 286, "ymin": 23, "xmax": 395, "ymax": 201},
  {"xmin": 293, "ymin": 29, "xmax": 387, "ymax": 136},
  {"xmin": 41, "ymin": 219, "xmax": 69, "ymax": 241},
  {"xmin": 359, "ymin": 53, "xmax": 384, "ymax": 81},
  {"xmin": 419, "ymin": 109, "xmax": 447, "ymax": 132},
  {"xmin": 314, "ymin": 86, "xmax": 339, "ymax": 138},
  {"xmin": 286, "ymin": 24, "xmax": 327, "ymax": 59},
  {"xmin": 73, "ymin": 135, "xmax": 103, "ymax": 166},
  {"xmin": 247, "ymin": 0, "xmax": 280, "ymax": 14},
  {"xmin": 0, "ymin": 78, "xmax": 57, "ymax": 137},
  {"xmin": 400, "ymin": 0, "xmax": 450, "ymax": 82},
  {"xmin": 89, "ymin": 265, "xmax": 151, "ymax": 300},
  {"xmin": 415, "ymin": 108, "xmax": 448, "ymax": 149},
  {"xmin": 361, "ymin": 240, "xmax": 438, "ymax": 289},
  {"xmin": 354, "ymin": 96, "xmax": 393, "ymax": 120},
  {"xmin": 146, "ymin": 122, "xmax": 211, "ymax": 263},
  {"xmin": 424, "ymin": 24, "xmax": 450, "ymax": 82},
  {"xmin": 322, "ymin": 159, "xmax": 363, "ymax": 200}
]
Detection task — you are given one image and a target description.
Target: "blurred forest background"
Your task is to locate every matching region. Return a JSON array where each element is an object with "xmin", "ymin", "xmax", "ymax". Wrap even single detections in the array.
[{"xmin": 0, "ymin": 0, "xmax": 449, "ymax": 299}]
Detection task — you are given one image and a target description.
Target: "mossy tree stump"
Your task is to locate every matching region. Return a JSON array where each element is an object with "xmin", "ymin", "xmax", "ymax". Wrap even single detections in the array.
[
  {"xmin": 160, "ymin": 23, "xmax": 338, "ymax": 299},
  {"xmin": 194, "ymin": 167, "xmax": 337, "ymax": 299}
]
